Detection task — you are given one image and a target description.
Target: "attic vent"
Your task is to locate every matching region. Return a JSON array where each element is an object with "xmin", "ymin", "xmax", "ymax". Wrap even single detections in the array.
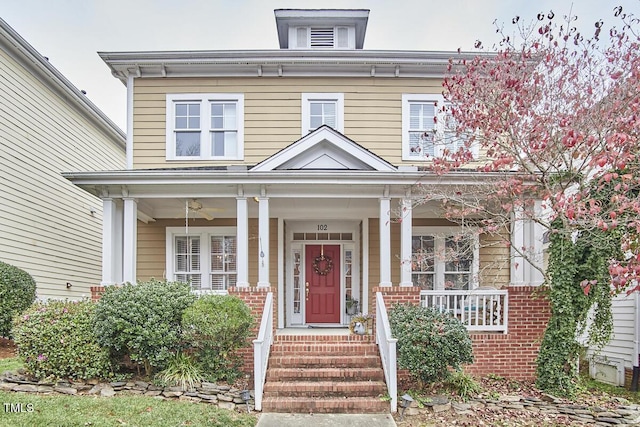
[{"xmin": 310, "ymin": 27, "xmax": 334, "ymax": 47}]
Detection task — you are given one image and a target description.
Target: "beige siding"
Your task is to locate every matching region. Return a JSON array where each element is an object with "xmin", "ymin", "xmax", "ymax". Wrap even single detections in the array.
[
  {"xmin": 137, "ymin": 218, "xmax": 278, "ymax": 286},
  {"xmin": 0, "ymin": 49, "xmax": 125, "ymax": 300},
  {"xmin": 132, "ymin": 77, "xmax": 444, "ymax": 168}
]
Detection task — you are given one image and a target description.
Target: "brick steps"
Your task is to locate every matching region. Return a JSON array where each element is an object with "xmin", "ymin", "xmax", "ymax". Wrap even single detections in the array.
[
  {"xmin": 262, "ymin": 334, "xmax": 389, "ymax": 414},
  {"xmin": 269, "ymin": 355, "xmax": 382, "ymax": 369},
  {"xmin": 261, "ymin": 396, "xmax": 390, "ymax": 414},
  {"xmin": 266, "ymin": 367, "xmax": 384, "ymax": 381},
  {"xmin": 263, "ymin": 380, "xmax": 387, "ymax": 397}
]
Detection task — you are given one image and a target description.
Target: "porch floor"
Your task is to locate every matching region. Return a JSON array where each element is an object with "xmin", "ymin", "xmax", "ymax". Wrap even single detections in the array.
[{"xmin": 276, "ymin": 327, "xmax": 349, "ymax": 336}]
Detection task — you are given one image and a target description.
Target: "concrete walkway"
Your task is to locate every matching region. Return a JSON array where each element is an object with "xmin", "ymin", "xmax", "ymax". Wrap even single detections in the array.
[{"xmin": 255, "ymin": 413, "xmax": 397, "ymax": 427}]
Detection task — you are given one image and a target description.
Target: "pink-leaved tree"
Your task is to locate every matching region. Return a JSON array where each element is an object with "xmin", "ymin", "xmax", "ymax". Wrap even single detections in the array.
[{"xmin": 412, "ymin": 5, "xmax": 639, "ymax": 395}]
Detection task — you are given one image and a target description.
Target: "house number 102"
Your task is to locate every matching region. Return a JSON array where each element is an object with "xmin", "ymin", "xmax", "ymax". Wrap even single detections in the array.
[{"xmin": 317, "ymin": 224, "xmax": 328, "ymax": 231}]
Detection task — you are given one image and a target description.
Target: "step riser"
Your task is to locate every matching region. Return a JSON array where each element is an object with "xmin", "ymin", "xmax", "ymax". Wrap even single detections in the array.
[
  {"xmin": 261, "ymin": 398, "xmax": 389, "ymax": 414},
  {"xmin": 270, "ymin": 356, "xmax": 381, "ymax": 369},
  {"xmin": 267, "ymin": 368, "xmax": 384, "ymax": 382},
  {"xmin": 263, "ymin": 384, "xmax": 387, "ymax": 398},
  {"xmin": 270, "ymin": 345, "xmax": 379, "ymax": 356}
]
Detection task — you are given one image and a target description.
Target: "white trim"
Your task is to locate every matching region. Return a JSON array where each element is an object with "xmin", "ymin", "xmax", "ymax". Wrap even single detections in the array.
[
  {"xmin": 400, "ymin": 197, "xmax": 413, "ymax": 286},
  {"xmin": 402, "ymin": 93, "xmax": 442, "ymax": 161},
  {"xmin": 165, "ymin": 93, "xmax": 244, "ymax": 161},
  {"xmin": 126, "ymin": 75, "xmax": 134, "ymax": 169},
  {"xmin": 277, "ymin": 217, "xmax": 285, "ymax": 328},
  {"xmin": 165, "ymin": 226, "xmax": 237, "ymax": 292},
  {"xmin": 122, "ymin": 198, "xmax": 137, "ymax": 283},
  {"xmin": 284, "ymin": 220, "xmax": 360, "ymax": 327},
  {"xmin": 301, "ymin": 93, "xmax": 344, "ymax": 135},
  {"xmin": 379, "ymin": 197, "xmax": 392, "ymax": 286},
  {"xmin": 251, "ymin": 126, "xmax": 396, "ymax": 172},
  {"xmin": 412, "ymin": 226, "xmax": 480, "ymax": 290},
  {"xmin": 101, "ymin": 198, "xmax": 116, "ymax": 286},
  {"xmin": 258, "ymin": 197, "xmax": 270, "ymax": 287},
  {"xmin": 362, "ymin": 217, "xmax": 369, "ymax": 315},
  {"xmin": 236, "ymin": 197, "xmax": 249, "ymax": 287}
]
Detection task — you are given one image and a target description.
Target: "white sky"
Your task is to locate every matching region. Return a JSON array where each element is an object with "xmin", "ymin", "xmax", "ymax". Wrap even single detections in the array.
[{"xmin": 3, "ymin": 0, "xmax": 639, "ymax": 131}]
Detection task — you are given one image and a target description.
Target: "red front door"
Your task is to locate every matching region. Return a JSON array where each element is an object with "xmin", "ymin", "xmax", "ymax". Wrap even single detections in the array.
[{"xmin": 305, "ymin": 244, "xmax": 340, "ymax": 324}]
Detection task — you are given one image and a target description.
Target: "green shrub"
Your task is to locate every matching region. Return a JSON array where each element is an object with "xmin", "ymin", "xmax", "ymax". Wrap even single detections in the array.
[
  {"xmin": 156, "ymin": 352, "xmax": 203, "ymax": 391},
  {"xmin": 389, "ymin": 303, "xmax": 474, "ymax": 385},
  {"xmin": 444, "ymin": 370, "xmax": 482, "ymax": 401},
  {"xmin": 12, "ymin": 300, "xmax": 112, "ymax": 380},
  {"xmin": 0, "ymin": 261, "xmax": 36, "ymax": 338},
  {"xmin": 93, "ymin": 280, "xmax": 196, "ymax": 376},
  {"xmin": 182, "ymin": 294, "xmax": 253, "ymax": 382}
]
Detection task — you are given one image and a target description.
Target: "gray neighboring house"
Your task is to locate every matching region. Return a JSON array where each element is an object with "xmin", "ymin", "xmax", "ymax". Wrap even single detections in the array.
[{"xmin": 0, "ymin": 18, "xmax": 125, "ymax": 300}]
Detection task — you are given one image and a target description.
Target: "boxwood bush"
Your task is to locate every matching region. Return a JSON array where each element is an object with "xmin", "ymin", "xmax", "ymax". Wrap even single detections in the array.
[
  {"xmin": 182, "ymin": 294, "xmax": 253, "ymax": 382},
  {"xmin": 389, "ymin": 303, "xmax": 474, "ymax": 385},
  {"xmin": 93, "ymin": 280, "xmax": 196, "ymax": 376},
  {"xmin": 0, "ymin": 261, "xmax": 36, "ymax": 338},
  {"xmin": 12, "ymin": 300, "xmax": 112, "ymax": 380}
]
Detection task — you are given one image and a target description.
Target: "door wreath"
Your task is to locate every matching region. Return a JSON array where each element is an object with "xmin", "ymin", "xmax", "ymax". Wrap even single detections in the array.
[{"xmin": 312, "ymin": 254, "xmax": 333, "ymax": 276}]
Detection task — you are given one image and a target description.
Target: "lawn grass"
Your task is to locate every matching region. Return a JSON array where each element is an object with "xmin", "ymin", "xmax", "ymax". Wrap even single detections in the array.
[
  {"xmin": 580, "ymin": 373, "xmax": 640, "ymax": 405},
  {"xmin": 0, "ymin": 358, "xmax": 22, "ymax": 374},
  {"xmin": 0, "ymin": 391, "xmax": 258, "ymax": 427}
]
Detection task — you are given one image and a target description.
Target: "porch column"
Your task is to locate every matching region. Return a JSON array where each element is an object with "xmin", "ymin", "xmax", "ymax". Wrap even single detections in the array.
[
  {"xmin": 400, "ymin": 196, "xmax": 413, "ymax": 286},
  {"xmin": 101, "ymin": 198, "xmax": 116, "ymax": 286},
  {"xmin": 236, "ymin": 196, "xmax": 249, "ymax": 287},
  {"xmin": 257, "ymin": 195, "xmax": 270, "ymax": 287},
  {"xmin": 122, "ymin": 197, "xmax": 137, "ymax": 283},
  {"xmin": 379, "ymin": 195, "xmax": 392, "ymax": 286}
]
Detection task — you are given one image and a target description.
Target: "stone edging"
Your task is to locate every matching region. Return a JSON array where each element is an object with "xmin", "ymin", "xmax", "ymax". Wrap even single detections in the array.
[
  {"xmin": 404, "ymin": 394, "xmax": 640, "ymax": 426},
  {"xmin": 1, "ymin": 372, "xmax": 255, "ymax": 412}
]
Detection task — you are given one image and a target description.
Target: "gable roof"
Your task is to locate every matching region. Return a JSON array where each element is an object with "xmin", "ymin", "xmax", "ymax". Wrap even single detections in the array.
[{"xmin": 251, "ymin": 125, "xmax": 396, "ymax": 172}]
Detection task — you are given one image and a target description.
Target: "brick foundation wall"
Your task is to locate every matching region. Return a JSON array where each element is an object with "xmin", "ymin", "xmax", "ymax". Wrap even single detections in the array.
[
  {"xmin": 228, "ymin": 286, "xmax": 273, "ymax": 381},
  {"xmin": 465, "ymin": 286, "xmax": 550, "ymax": 379},
  {"xmin": 90, "ymin": 286, "xmax": 105, "ymax": 302},
  {"xmin": 373, "ymin": 285, "xmax": 550, "ymax": 380}
]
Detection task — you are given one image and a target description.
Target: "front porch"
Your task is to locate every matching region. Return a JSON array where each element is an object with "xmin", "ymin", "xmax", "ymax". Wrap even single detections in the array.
[{"xmin": 225, "ymin": 285, "xmax": 550, "ymax": 413}]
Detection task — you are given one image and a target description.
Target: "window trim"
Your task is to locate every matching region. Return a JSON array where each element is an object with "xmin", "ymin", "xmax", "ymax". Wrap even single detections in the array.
[
  {"xmin": 301, "ymin": 93, "xmax": 344, "ymax": 135},
  {"xmin": 402, "ymin": 94, "xmax": 477, "ymax": 161},
  {"xmin": 166, "ymin": 226, "xmax": 237, "ymax": 294},
  {"xmin": 166, "ymin": 93, "xmax": 244, "ymax": 161},
  {"xmin": 412, "ymin": 226, "xmax": 480, "ymax": 290}
]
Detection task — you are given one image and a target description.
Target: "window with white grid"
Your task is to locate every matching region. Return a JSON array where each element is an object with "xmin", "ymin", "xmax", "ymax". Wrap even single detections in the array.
[
  {"xmin": 402, "ymin": 94, "xmax": 476, "ymax": 161},
  {"xmin": 167, "ymin": 94, "xmax": 244, "ymax": 160},
  {"xmin": 167, "ymin": 227, "xmax": 237, "ymax": 293},
  {"xmin": 301, "ymin": 93, "xmax": 344, "ymax": 135},
  {"xmin": 412, "ymin": 228, "xmax": 478, "ymax": 290}
]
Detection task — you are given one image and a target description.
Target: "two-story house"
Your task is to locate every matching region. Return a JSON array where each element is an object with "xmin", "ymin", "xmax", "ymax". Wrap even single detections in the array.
[
  {"xmin": 0, "ymin": 18, "xmax": 126, "ymax": 300},
  {"xmin": 66, "ymin": 9, "xmax": 551, "ymax": 413}
]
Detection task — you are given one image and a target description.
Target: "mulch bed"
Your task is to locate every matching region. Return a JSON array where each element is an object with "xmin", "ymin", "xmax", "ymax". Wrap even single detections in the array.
[{"xmin": 0, "ymin": 338, "xmax": 16, "ymax": 359}]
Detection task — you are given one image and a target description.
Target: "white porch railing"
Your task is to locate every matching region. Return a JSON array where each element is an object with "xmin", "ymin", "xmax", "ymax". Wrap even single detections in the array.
[
  {"xmin": 375, "ymin": 292, "xmax": 398, "ymax": 413},
  {"xmin": 252, "ymin": 292, "xmax": 274, "ymax": 411},
  {"xmin": 420, "ymin": 289, "xmax": 509, "ymax": 334}
]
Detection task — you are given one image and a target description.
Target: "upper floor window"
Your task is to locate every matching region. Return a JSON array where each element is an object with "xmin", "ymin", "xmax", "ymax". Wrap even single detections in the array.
[
  {"xmin": 302, "ymin": 93, "xmax": 344, "ymax": 135},
  {"xmin": 402, "ymin": 94, "xmax": 475, "ymax": 161},
  {"xmin": 166, "ymin": 227, "xmax": 237, "ymax": 293},
  {"xmin": 412, "ymin": 227, "xmax": 479, "ymax": 290},
  {"xmin": 290, "ymin": 26, "xmax": 355, "ymax": 49},
  {"xmin": 166, "ymin": 94, "xmax": 244, "ymax": 160}
]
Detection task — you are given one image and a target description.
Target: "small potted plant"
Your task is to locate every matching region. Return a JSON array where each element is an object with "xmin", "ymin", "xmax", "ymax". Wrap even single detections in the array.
[
  {"xmin": 345, "ymin": 296, "xmax": 359, "ymax": 315},
  {"xmin": 349, "ymin": 313, "xmax": 373, "ymax": 335}
]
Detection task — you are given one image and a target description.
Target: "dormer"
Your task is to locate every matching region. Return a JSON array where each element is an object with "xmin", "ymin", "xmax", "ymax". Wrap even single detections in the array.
[{"xmin": 274, "ymin": 9, "xmax": 369, "ymax": 50}]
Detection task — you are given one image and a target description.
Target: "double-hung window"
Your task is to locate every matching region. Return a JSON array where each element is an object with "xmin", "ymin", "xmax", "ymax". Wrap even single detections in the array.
[
  {"xmin": 167, "ymin": 227, "xmax": 237, "ymax": 293},
  {"xmin": 412, "ymin": 227, "xmax": 479, "ymax": 290},
  {"xmin": 167, "ymin": 94, "xmax": 244, "ymax": 160},
  {"xmin": 302, "ymin": 93, "xmax": 344, "ymax": 135},
  {"xmin": 402, "ymin": 94, "xmax": 475, "ymax": 161}
]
